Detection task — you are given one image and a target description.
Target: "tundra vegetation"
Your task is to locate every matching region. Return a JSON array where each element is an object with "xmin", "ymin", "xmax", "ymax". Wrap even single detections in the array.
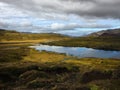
[
  {"xmin": 44, "ymin": 36, "xmax": 120, "ymax": 51},
  {"xmin": 0, "ymin": 29, "xmax": 120, "ymax": 90},
  {"xmin": 43, "ymin": 29, "xmax": 120, "ymax": 51}
]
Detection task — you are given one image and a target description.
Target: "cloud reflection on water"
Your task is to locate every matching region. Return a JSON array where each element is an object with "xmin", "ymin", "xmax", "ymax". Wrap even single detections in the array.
[{"xmin": 30, "ymin": 45, "xmax": 120, "ymax": 59}]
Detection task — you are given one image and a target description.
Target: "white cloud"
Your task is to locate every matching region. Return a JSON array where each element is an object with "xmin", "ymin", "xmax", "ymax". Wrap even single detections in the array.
[
  {"xmin": 1, "ymin": 0, "xmax": 120, "ymax": 19},
  {"xmin": 51, "ymin": 23, "xmax": 65, "ymax": 30},
  {"xmin": 0, "ymin": 0, "xmax": 119, "ymax": 36},
  {"xmin": 0, "ymin": 2, "xmax": 28, "ymax": 18},
  {"xmin": 50, "ymin": 23, "xmax": 112, "ymax": 31}
]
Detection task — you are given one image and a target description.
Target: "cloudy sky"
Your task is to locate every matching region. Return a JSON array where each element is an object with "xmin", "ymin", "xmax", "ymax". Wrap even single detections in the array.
[{"xmin": 0, "ymin": 0, "xmax": 120, "ymax": 36}]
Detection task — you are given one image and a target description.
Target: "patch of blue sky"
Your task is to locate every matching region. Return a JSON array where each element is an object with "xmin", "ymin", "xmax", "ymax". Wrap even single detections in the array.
[{"xmin": 97, "ymin": 19, "xmax": 120, "ymax": 28}]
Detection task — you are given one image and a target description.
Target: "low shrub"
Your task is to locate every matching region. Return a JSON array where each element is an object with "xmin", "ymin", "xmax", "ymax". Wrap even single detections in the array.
[{"xmin": 80, "ymin": 70, "xmax": 112, "ymax": 83}]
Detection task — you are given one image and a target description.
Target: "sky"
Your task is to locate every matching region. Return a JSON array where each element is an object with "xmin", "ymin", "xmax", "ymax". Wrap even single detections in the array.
[{"xmin": 0, "ymin": 0, "xmax": 120, "ymax": 36}]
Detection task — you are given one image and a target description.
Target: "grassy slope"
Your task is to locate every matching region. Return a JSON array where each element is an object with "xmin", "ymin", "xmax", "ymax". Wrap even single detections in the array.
[
  {"xmin": 45, "ymin": 36, "xmax": 120, "ymax": 50},
  {"xmin": 0, "ymin": 45, "xmax": 120, "ymax": 90},
  {"xmin": 0, "ymin": 29, "xmax": 120, "ymax": 89},
  {"xmin": 0, "ymin": 29, "xmax": 69, "ymax": 43}
]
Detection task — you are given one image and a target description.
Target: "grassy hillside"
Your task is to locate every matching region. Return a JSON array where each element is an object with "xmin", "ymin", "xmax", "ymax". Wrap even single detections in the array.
[
  {"xmin": 0, "ymin": 29, "xmax": 120, "ymax": 89},
  {"xmin": 0, "ymin": 29, "xmax": 69, "ymax": 42},
  {"xmin": 0, "ymin": 44, "xmax": 120, "ymax": 90},
  {"xmin": 44, "ymin": 36, "xmax": 120, "ymax": 50},
  {"xmin": 43, "ymin": 29, "xmax": 120, "ymax": 50}
]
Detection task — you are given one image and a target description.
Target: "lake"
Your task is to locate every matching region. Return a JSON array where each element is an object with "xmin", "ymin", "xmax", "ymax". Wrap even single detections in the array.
[{"xmin": 30, "ymin": 44, "xmax": 120, "ymax": 59}]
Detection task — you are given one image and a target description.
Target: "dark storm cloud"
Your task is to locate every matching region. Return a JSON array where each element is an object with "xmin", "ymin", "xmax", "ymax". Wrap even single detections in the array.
[{"xmin": 0, "ymin": 0, "xmax": 120, "ymax": 19}]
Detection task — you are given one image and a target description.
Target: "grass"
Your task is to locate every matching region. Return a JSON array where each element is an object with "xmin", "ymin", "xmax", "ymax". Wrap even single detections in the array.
[
  {"xmin": 0, "ymin": 44, "xmax": 120, "ymax": 89},
  {"xmin": 0, "ymin": 61, "xmax": 119, "ymax": 90},
  {"xmin": 23, "ymin": 48, "xmax": 76, "ymax": 63},
  {"xmin": 0, "ymin": 29, "xmax": 70, "ymax": 43},
  {"xmin": 0, "ymin": 46, "xmax": 30, "ymax": 62},
  {"xmin": 44, "ymin": 36, "xmax": 120, "ymax": 50},
  {"xmin": 0, "ymin": 29, "xmax": 120, "ymax": 89}
]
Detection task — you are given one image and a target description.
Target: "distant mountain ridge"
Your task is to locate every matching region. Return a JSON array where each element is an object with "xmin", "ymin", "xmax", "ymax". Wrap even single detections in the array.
[{"xmin": 88, "ymin": 28, "xmax": 120, "ymax": 37}]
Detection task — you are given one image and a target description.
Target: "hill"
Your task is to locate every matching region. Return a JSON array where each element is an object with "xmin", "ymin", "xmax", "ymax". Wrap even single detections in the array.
[
  {"xmin": 0, "ymin": 29, "xmax": 120, "ymax": 89},
  {"xmin": 0, "ymin": 29, "xmax": 69, "ymax": 43},
  {"xmin": 43, "ymin": 28, "xmax": 120, "ymax": 50},
  {"xmin": 88, "ymin": 28, "xmax": 120, "ymax": 37}
]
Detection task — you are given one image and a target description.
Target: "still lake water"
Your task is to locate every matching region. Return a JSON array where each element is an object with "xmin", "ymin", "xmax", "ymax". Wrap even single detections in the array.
[{"xmin": 30, "ymin": 45, "xmax": 120, "ymax": 59}]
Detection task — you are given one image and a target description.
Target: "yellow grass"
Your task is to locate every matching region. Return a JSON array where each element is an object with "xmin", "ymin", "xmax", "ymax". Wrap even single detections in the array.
[
  {"xmin": 23, "ymin": 48, "xmax": 120, "ymax": 71},
  {"xmin": 23, "ymin": 49, "xmax": 75, "ymax": 63}
]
